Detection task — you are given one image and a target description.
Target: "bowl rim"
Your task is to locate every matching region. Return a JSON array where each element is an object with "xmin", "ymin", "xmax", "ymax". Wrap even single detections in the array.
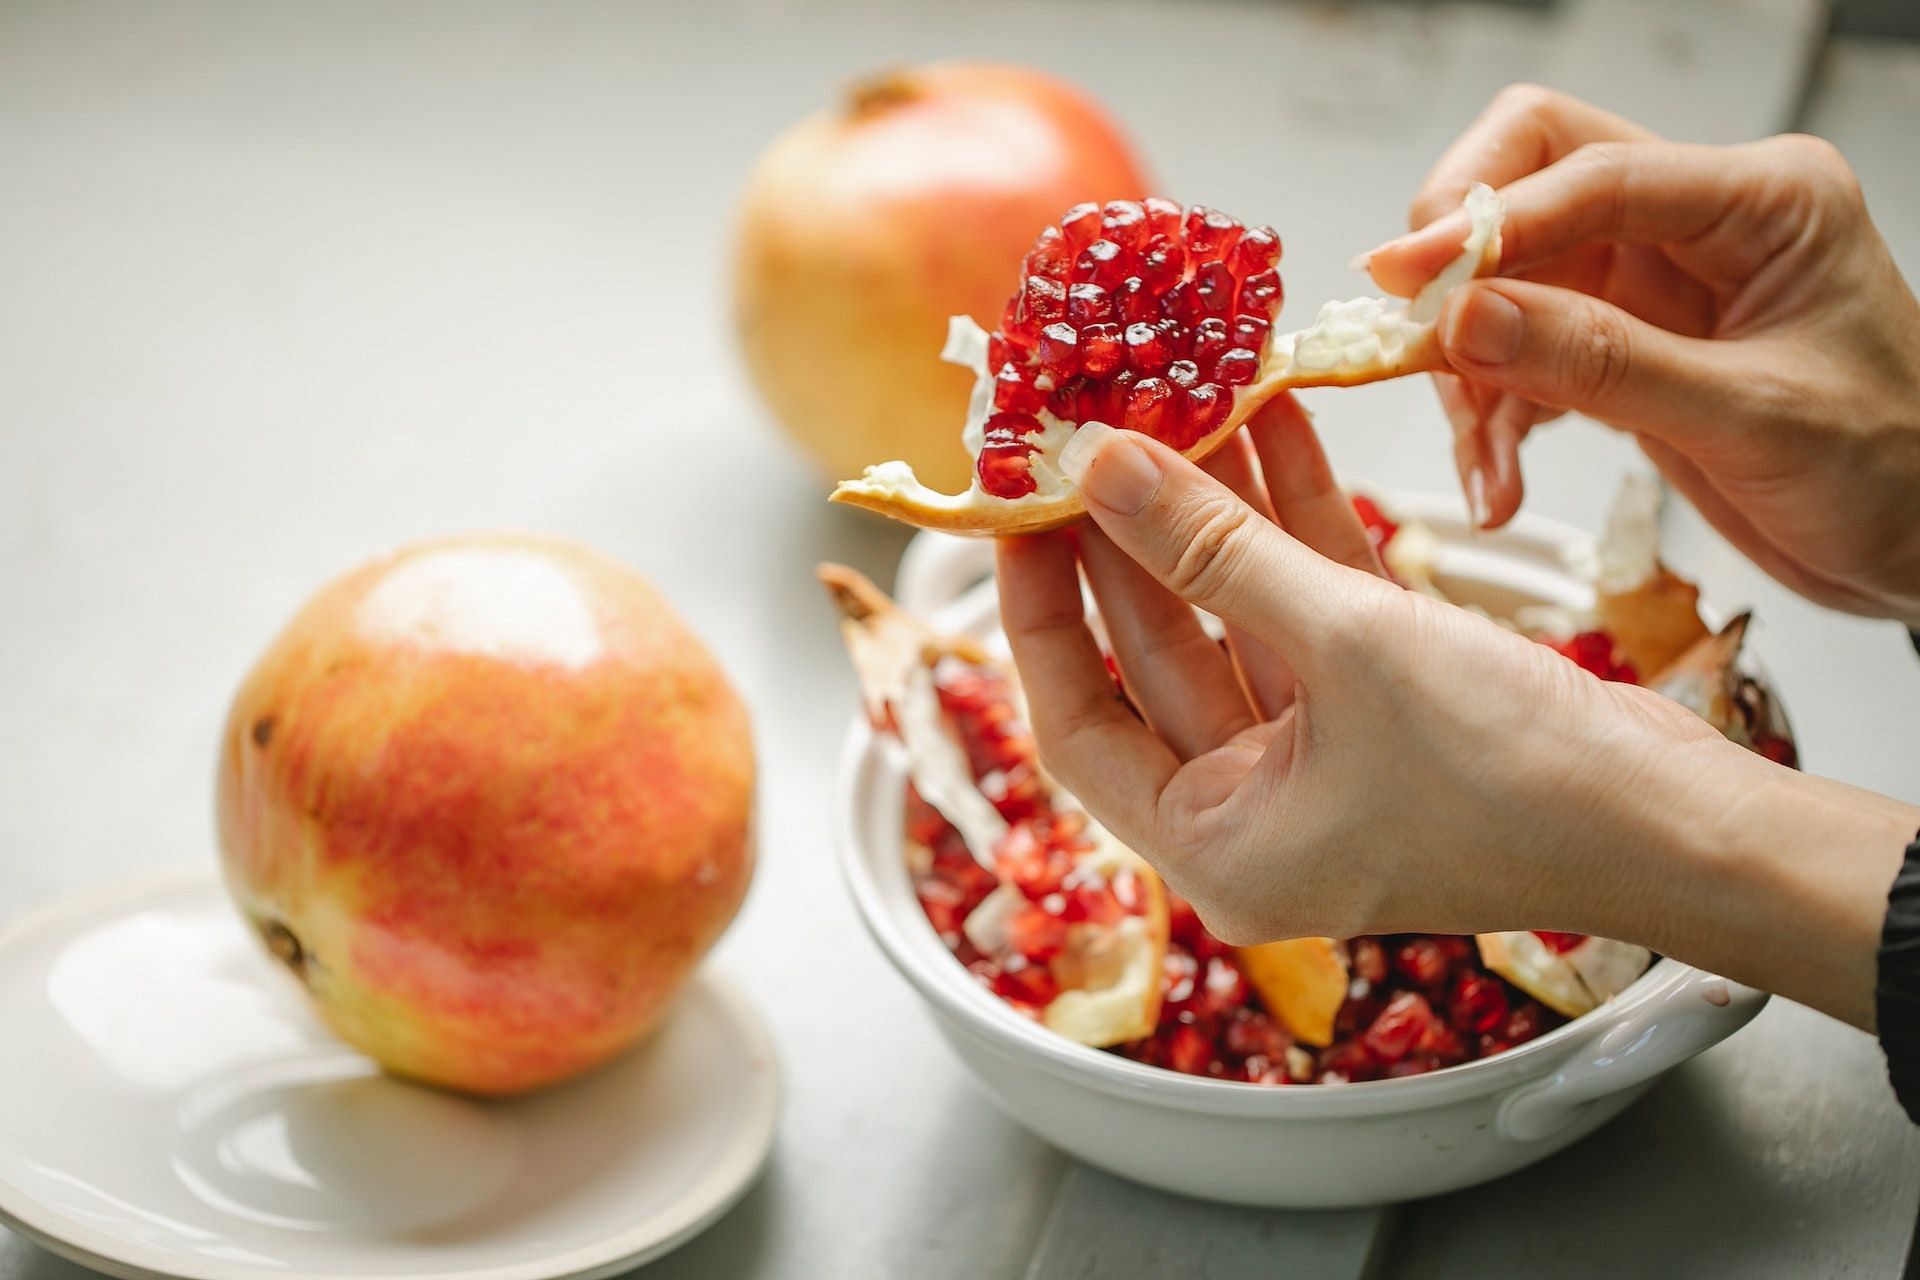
[{"xmin": 834, "ymin": 493, "xmax": 1759, "ymax": 1119}]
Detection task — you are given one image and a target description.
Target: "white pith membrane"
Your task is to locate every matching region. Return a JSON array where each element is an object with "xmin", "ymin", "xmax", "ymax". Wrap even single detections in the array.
[
  {"xmin": 821, "ymin": 566, "xmax": 1166, "ymax": 1047},
  {"xmin": 832, "ymin": 184, "xmax": 1506, "ymax": 534}
]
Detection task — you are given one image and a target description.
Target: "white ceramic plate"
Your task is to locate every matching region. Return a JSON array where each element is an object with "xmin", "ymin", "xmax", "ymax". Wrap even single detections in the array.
[{"xmin": 0, "ymin": 864, "xmax": 778, "ymax": 1280}]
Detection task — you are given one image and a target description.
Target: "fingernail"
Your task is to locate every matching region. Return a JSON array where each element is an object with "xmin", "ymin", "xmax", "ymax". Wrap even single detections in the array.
[
  {"xmin": 1060, "ymin": 423, "xmax": 1161, "ymax": 516},
  {"xmin": 1447, "ymin": 288, "xmax": 1525, "ymax": 366},
  {"xmin": 1468, "ymin": 466, "xmax": 1492, "ymax": 530},
  {"xmin": 1347, "ymin": 249, "xmax": 1376, "ymax": 273}
]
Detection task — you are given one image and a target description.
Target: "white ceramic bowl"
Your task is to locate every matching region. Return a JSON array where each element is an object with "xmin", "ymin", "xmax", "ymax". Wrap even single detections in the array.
[{"xmin": 836, "ymin": 498, "xmax": 1769, "ymax": 1208}]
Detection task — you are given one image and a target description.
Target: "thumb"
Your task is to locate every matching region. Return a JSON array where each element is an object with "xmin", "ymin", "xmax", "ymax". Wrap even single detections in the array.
[
  {"xmin": 1058, "ymin": 423, "xmax": 1380, "ymax": 660},
  {"xmin": 1437, "ymin": 277, "xmax": 1740, "ymax": 440}
]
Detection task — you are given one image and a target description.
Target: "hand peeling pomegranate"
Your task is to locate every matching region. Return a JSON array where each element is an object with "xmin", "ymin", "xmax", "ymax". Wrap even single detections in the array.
[{"xmin": 831, "ymin": 185, "xmax": 1506, "ymax": 535}]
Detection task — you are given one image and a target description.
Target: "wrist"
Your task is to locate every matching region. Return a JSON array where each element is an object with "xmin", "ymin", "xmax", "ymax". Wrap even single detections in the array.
[{"xmin": 1601, "ymin": 730, "xmax": 1916, "ymax": 1028}]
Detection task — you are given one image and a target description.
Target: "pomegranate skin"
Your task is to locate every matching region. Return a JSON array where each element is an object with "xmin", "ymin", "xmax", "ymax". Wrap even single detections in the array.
[
  {"xmin": 215, "ymin": 534, "xmax": 755, "ymax": 1096},
  {"xmin": 734, "ymin": 62, "xmax": 1150, "ymax": 493}
]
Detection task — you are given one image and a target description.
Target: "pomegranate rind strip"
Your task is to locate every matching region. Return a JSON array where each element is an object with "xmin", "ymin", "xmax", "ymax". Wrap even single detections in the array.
[
  {"xmin": 829, "ymin": 185, "xmax": 1505, "ymax": 536},
  {"xmin": 818, "ymin": 563, "xmax": 1168, "ymax": 1047},
  {"xmin": 1476, "ymin": 931, "xmax": 1651, "ymax": 1020},
  {"xmin": 1234, "ymin": 936, "xmax": 1349, "ymax": 1049}
]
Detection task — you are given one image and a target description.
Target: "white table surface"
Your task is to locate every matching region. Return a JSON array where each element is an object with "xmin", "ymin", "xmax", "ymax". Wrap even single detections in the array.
[{"xmin": 3, "ymin": 2, "xmax": 1917, "ymax": 1276}]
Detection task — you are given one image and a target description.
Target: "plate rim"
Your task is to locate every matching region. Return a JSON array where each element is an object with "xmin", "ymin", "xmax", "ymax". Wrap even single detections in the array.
[{"xmin": 0, "ymin": 862, "xmax": 779, "ymax": 1280}]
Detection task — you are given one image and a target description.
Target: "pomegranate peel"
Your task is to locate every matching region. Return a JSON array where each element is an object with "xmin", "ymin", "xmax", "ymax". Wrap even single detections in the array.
[
  {"xmin": 1475, "ymin": 931, "xmax": 1652, "ymax": 1020},
  {"xmin": 1233, "ymin": 936, "xmax": 1350, "ymax": 1048},
  {"xmin": 830, "ymin": 184, "xmax": 1505, "ymax": 535},
  {"xmin": 820, "ymin": 563, "xmax": 1167, "ymax": 1046}
]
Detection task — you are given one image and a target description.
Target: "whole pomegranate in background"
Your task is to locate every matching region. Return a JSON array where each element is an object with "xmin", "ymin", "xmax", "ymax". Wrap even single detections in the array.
[
  {"xmin": 734, "ymin": 62, "xmax": 1150, "ymax": 493},
  {"xmin": 216, "ymin": 534, "xmax": 755, "ymax": 1096}
]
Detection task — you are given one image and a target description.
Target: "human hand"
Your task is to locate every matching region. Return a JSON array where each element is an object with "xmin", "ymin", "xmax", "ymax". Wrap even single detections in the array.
[
  {"xmin": 1366, "ymin": 85, "xmax": 1920, "ymax": 629},
  {"xmin": 997, "ymin": 401, "xmax": 1918, "ymax": 1027}
]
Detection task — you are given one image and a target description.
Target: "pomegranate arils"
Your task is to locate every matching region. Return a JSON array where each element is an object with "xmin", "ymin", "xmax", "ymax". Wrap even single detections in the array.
[
  {"xmin": 1362, "ymin": 992, "xmax": 1436, "ymax": 1064},
  {"xmin": 1101, "ymin": 199, "xmax": 1150, "ymax": 251},
  {"xmin": 1125, "ymin": 322, "xmax": 1171, "ymax": 374},
  {"xmin": 1167, "ymin": 1023, "xmax": 1216, "ymax": 1076},
  {"xmin": 1547, "ymin": 633, "xmax": 1637, "ymax": 683},
  {"xmin": 1024, "ymin": 226, "xmax": 1073, "ymax": 281},
  {"xmin": 1231, "ymin": 313, "xmax": 1271, "ymax": 352},
  {"xmin": 1124, "ymin": 376, "xmax": 1175, "ymax": 434},
  {"xmin": 1184, "ymin": 206, "xmax": 1243, "ymax": 260},
  {"xmin": 1229, "ymin": 225, "xmax": 1281, "ymax": 276},
  {"xmin": 1022, "ymin": 275, "xmax": 1066, "ymax": 325},
  {"xmin": 1036, "ymin": 322, "xmax": 1081, "ymax": 377},
  {"xmin": 1166, "ymin": 359, "xmax": 1200, "ymax": 389},
  {"xmin": 976, "ymin": 415, "xmax": 1041, "ymax": 499},
  {"xmin": 992, "ymin": 960, "xmax": 1060, "ymax": 1010},
  {"xmin": 1138, "ymin": 238, "xmax": 1185, "ymax": 293},
  {"xmin": 1394, "ymin": 937, "xmax": 1451, "ymax": 988},
  {"xmin": 993, "ymin": 363, "xmax": 1046, "ymax": 415},
  {"xmin": 1192, "ymin": 317, "xmax": 1231, "ymax": 367},
  {"xmin": 1181, "ymin": 383, "xmax": 1231, "ymax": 445},
  {"xmin": 1159, "ymin": 280, "xmax": 1200, "ymax": 325},
  {"xmin": 1143, "ymin": 196, "xmax": 1183, "ymax": 239},
  {"xmin": 1080, "ymin": 323, "xmax": 1124, "ymax": 377},
  {"xmin": 1073, "ymin": 239, "xmax": 1127, "ymax": 290},
  {"xmin": 1008, "ymin": 906, "xmax": 1068, "ymax": 963},
  {"xmin": 1450, "ymin": 972, "xmax": 1510, "ymax": 1034},
  {"xmin": 1059, "ymin": 202, "xmax": 1103, "ymax": 249},
  {"xmin": 1116, "ymin": 276, "xmax": 1157, "ymax": 324},
  {"xmin": 1192, "ymin": 260, "xmax": 1237, "ymax": 318},
  {"xmin": 1533, "ymin": 930, "xmax": 1588, "ymax": 954},
  {"xmin": 1351, "ymin": 494, "xmax": 1399, "ymax": 556},
  {"xmin": 1067, "ymin": 283, "xmax": 1113, "ymax": 326},
  {"xmin": 1239, "ymin": 267, "xmax": 1282, "ymax": 316},
  {"xmin": 1215, "ymin": 348, "xmax": 1260, "ymax": 385},
  {"xmin": 1352, "ymin": 938, "xmax": 1389, "ymax": 985}
]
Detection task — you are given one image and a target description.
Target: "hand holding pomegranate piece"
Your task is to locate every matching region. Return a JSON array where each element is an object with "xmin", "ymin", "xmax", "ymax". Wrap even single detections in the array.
[
  {"xmin": 831, "ymin": 186, "xmax": 1505, "ymax": 536},
  {"xmin": 216, "ymin": 535, "xmax": 755, "ymax": 1096},
  {"xmin": 1366, "ymin": 86, "xmax": 1920, "ymax": 626},
  {"xmin": 999, "ymin": 398, "xmax": 1920, "ymax": 1032}
]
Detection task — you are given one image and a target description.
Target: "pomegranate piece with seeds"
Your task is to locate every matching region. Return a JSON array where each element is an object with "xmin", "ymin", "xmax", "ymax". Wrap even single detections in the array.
[{"xmin": 833, "ymin": 184, "xmax": 1508, "ymax": 535}]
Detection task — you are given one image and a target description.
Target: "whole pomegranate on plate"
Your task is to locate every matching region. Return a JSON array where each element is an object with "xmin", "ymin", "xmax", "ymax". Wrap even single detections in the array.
[
  {"xmin": 216, "ymin": 534, "xmax": 755, "ymax": 1096},
  {"xmin": 735, "ymin": 62, "xmax": 1150, "ymax": 495}
]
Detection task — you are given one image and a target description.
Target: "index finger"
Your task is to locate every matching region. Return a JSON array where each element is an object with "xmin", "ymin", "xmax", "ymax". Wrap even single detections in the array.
[{"xmin": 1369, "ymin": 85, "xmax": 1657, "ymax": 296}]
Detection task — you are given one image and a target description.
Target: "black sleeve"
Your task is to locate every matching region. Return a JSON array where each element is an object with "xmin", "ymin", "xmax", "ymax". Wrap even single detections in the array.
[{"xmin": 1878, "ymin": 830, "xmax": 1920, "ymax": 1122}]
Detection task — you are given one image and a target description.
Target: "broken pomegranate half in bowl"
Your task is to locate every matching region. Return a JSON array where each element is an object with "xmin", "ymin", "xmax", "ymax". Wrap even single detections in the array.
[{"xmin": 829, "ymin": 486, "xmax": 1778, "ymax": 1208}]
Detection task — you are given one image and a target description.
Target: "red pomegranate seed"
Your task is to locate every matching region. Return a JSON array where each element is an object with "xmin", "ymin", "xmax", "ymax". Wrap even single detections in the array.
[
  {"xmin": 1059, "ymin": 202, "xmax": 1102, "ymax": 249},
  {"xmin": 1167, "ymin": 1023, "xmax": 1215, "ymax": 1076},
  {"xmin": 1008, "ymin": 906, "xmax": 1069, "ymax": 963},
  {"xmin": 1394, "ymin": 938, "xmax": 1450, "ymax": 988},
  {"xmin": 993, "ymin": 363, "xmax": 1046, "ymax": 414},
  {"xmin": 1201, "ymin": 954, "xmax": 1250, "ymax": 1014},
  {"xmin": 1101, "ymin": 200, "xmax": 1149, "ymax": 252},
  {"xmin": 1047, "ymin": 374, "xmax": 1087, "ymax": 421},
  {"xmin": 1192, "ymin": 317, "xmax": 1231, "ymax": 367},
  {"xmin": 1025, "ymin": 226, "xmax": 1073, "ymax": 281},
  {"xmin": 976, "ymin": 416, "xmax": 1040, "ymax": 498},
  {"xmin": 1124, "ymin": 376, "xmax": 1175, "ymax": 435},
  {"xmin": 1073, "ymin": 240, "xmax": 1127, "ymax": 290},
  {"xmin": 1144, "ymin": 196, "xmax": 1183, "ymax": 239},
  {"xmin": 1533, "ymin": 931, "xmax": 1587, "ymax": 954},
  {"xmin": 1162, "ymin": 946, "xmax": 1199, "ymax": 1006},
  {"xmin": 1756, "ymin": 735, "xmax": 1798, "ymax": 767},
  {"xmin": 1021, "ymin": 275, "xmax": 1066, "ymax": 326},
  {"xmin": 1115, "ymin": 276, "xmax": 1156, "ymax": 324},
  {"xmin": 1503, "ymin": 1001, "xmax": 1546, "ymax": 1043},
  {"xmin": 1224, "ymin": 1009, "xmax": 1292, "ymax": 1060},
  {"xmin": 1138, "ymin": 237, "xmax": 1185, "ymax": 293},
  {"xmin": 1067, "ymin": 283, "xmax": 1113, "ymax": 326},
  {"xmin": 1478, "ymin": 1035, "xmax": 1516, "ymax": 1058},
  {"xmin": 1183, "ymin": 206, "xmax": 1244, "ymax": 261},
  {"xmin": 1036, "ymin": 322, "xmax": 1080, "ymax": 377},
  {"xmin": 992, "ymin": 959, "xmax": 1060, "ymax": 1009},
  {"xmin": 1385, "ymin": 1053, "xmax": 1442, "ymax": 1079},
  {"xmin": 1192, "ymin": 260, "xmax": 1237, "ymax": 318},
  {"xmin": 1060, "ymin": 882, "xmax": 1124, "ymax": 926},
  {"xmin": 986, "ymin": 333, "xmax": 1020, "ymax": 372},
  {"xmin": 1229, "ymin": 225, "xmax": 1281, "ymax": 276},
  {"xmin": 1231, "ymin": 313, "xmax": 1271, "ymax": 352},
  {"xmin": 1214, "ymin": 348, "xmax": 1259, "ymax": 385},
  {"xmin": 1350, "ymin": 494, "xmax": 1399, "ymax": 555},
  {"xmin": 1352, "ymin": 938, "xmax": 1389, "ymax": 985},
  {"xmin": 995, "ymin": 823, "xmax": 1066, "ymax": 899},
  {"xmin": 1319, "ymin": 1039, "xmax": 1376, "ymax": 1083},
  {"xmin": 1159, "ymin": 280, "xmax": 1200, "ymax": 324},
  {"xmin": 1362, "ymin": 991, "xmax": 1436, "ymax": 1064},
  {"xmin": 1166, "ymin": 359, "xmax": 1200, "ymax": 389},
  {"xmin": 1419, "ymin": 1020, "xmax": 1468, "ymax": 1063},
  {"xmin": 1449, "ymin": 972, "xmax": 1509, "ymax": 1034},
  {"xmin": 1434, "ymin": 936, "xmax": 1473, "ymax": 966},
  {"xmin": 1239, "ymin": 268, "xmax": 1282, "ymax": 317},
  {"xmin": 1080, "ymin": 323, "xmax": 1124, "ymax": 377},
  {"xmin": 1085, "ymin": 369, "xmax": 1135, "ymax": 426},
  {"xmin": 1124, "ymin": 322, "xmax": 1172, "ymax": 374},
  {"xmin": 1181, "ymin": 383, "xmax": 1232, "ymax": 445}
]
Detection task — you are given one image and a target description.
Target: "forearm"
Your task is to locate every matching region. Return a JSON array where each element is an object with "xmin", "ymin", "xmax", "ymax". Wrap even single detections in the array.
[{"xmin": 1595, "ymin": 732, "xmax": 1917, "ymax": 1029}]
